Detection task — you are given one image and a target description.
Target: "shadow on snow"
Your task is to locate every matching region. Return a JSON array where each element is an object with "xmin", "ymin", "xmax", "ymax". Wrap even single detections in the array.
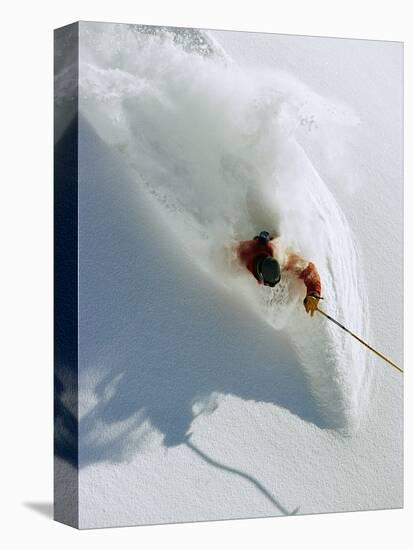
[{"xmin": 55, "ymin": 118, "xmax": 325, "ymax": 514}]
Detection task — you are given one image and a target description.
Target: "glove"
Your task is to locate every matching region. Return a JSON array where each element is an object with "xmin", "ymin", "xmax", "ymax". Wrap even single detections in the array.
[{"xmin": 303, "ymin": 291, "xmax": 320, "ymax": 317}]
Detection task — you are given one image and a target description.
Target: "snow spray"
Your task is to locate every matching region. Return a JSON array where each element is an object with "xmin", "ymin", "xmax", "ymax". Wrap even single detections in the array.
[{"xmin": 72, "ymin": 22, "xmax": 373, "ymax": 433}]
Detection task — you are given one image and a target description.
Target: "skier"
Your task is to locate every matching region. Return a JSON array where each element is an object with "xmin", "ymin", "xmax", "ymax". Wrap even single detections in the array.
[{"xmin": 237, "ymin": 230, "xmax": 321, "ymax": 316}]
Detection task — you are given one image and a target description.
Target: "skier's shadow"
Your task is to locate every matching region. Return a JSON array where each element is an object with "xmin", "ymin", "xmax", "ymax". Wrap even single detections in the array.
[
  {"xmin": 78, "ymin": 271, "xmax": 324, "ymax": 457},
  {"xmin": 79, "ymin": 274, "xmax": 324, "ymax": 452},
  {"xmin": 56, "ymin": 119, "xmax": 321, "ymax": 513}
]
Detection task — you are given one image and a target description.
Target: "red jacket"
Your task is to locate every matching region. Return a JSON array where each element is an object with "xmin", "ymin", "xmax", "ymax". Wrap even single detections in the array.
[{"xmin": 237, "ymin": 239, "xmax": 321, "ymax": 295}]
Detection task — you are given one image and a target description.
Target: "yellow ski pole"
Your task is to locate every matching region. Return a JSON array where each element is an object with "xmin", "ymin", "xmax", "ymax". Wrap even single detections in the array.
[{"xmin": 316, "ymin": 306, "xmax": 403, "ymax": 374}]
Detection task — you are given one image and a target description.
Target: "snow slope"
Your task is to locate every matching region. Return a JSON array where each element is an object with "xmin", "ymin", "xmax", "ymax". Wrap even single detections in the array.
[
  {"xmin": 68, "ymin": 23, "xmax": 402, "ymax": 528},
  {"xmin": 78, "ymin": 23, "xmax": 373, "ymax": 433}
]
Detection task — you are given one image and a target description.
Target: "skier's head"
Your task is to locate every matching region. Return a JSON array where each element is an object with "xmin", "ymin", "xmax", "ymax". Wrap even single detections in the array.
[
  {"xmin": 255, "ymin": 230, "xmax": 272, "ymax": 245},
  {"xmin": 256, "ymin": 256, "xmax": 281, "ymax": 288}
]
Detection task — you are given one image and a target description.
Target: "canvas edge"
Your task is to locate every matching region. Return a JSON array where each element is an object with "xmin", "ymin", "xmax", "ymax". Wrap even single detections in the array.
[{"xmin": 53, "ymin": 21, "xmax": 80, "ymax": 529}]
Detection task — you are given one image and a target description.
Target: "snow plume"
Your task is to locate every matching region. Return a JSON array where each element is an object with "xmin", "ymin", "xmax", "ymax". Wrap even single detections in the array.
[{"xmin": 77, "ymin": 22, "xmax": 372, "ymax": 433}]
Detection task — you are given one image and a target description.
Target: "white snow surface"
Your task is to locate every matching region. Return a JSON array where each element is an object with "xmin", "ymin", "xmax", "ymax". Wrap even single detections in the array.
[{"xmin": 72, "ymin": 22, "xmax": 402, "ymax": 528}]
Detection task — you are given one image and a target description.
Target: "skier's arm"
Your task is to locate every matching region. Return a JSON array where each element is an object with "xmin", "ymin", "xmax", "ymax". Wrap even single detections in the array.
[
  {"xmin": 299, "ymin": 261, "xmax": 321, "ymax": 296},
  {"xmin": 284, "ymin": 253, "xmax": 321, "ymax": 316}
]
